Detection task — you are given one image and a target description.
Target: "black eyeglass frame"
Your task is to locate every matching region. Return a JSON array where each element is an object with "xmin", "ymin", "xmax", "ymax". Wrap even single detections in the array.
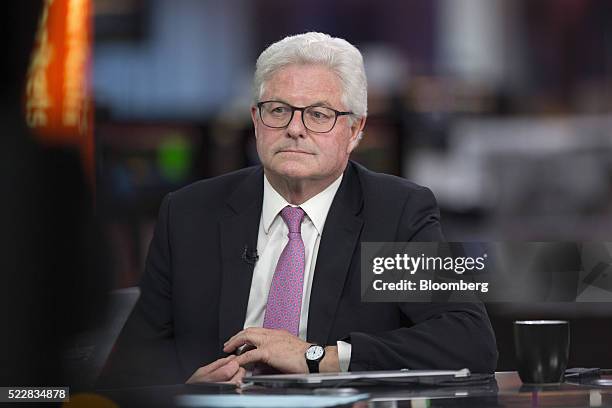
[{"xmin": 256, "ymin": 100, "xmax": 353, "ymax": 133}]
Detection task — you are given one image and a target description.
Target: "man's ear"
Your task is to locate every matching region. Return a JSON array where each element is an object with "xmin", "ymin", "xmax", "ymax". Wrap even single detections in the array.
[
  {"xmin": 251, "ymin": 106, "xmax": 259, "ymax": 138},
  {"xmin": 347, "ymin": 116, "xmax": 366, "ymax": 153}
]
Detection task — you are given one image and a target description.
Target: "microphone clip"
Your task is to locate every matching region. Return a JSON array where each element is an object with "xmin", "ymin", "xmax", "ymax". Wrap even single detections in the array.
[{"xmin": 242, "ymin": 245, "xmax": 259, "ymax": 265}]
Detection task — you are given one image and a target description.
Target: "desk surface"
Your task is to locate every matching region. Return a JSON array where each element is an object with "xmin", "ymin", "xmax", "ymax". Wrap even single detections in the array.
[{"xmin": 98, "ymin": 371, "xmax": 612, "ymax": 407}]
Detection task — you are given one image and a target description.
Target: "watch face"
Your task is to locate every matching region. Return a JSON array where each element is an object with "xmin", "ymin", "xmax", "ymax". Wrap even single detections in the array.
[{"xmin": 306, "ymin": 345, "xmax": 324, "ymax": 360}]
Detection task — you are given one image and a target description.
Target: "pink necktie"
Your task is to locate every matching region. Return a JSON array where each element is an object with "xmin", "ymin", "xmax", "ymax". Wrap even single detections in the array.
[{"xmin": 262, "ymin": 206, "xmax": 306, "ymax": 336}]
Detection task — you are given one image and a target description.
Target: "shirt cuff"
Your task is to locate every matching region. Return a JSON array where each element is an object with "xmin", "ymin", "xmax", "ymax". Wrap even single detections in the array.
[{"xmin": 336, "ymin": 340, "xmax": 352, "ymax": 372}]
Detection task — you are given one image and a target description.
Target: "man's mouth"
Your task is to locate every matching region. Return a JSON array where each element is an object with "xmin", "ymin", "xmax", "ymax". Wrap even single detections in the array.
[{"xmin": 277, "ymin": 149, "xmax": 314, "ymax": 155}]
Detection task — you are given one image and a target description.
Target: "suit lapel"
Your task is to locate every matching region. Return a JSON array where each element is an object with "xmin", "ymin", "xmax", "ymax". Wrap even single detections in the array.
[
  {"xmin": 307, "ymin": 163, "xmax": 363, "ymax": 345},
  {"xmin": 218, "ymin": 167, "xmax": 263, "ymax": 347}
]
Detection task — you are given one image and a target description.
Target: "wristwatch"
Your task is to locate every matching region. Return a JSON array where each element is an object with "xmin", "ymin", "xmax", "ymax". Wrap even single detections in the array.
[{"xmin": 305, "ymin": 344, "xmax": 325, "ymax": 373}]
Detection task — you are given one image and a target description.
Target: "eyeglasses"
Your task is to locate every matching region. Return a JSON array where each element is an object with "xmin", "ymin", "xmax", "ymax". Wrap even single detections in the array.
[{"xmin": 256, "ymin": 100, "xmax": 353, "ymax": 133}]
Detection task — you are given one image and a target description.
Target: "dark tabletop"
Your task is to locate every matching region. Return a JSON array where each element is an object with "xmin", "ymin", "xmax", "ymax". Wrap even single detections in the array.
[{"xmin": 94, "ymin": 371, "xmax": 612, "ymax": 407}]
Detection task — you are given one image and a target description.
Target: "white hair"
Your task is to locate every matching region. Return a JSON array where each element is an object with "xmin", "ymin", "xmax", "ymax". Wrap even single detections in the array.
[{"xmin": 253, "ymin": 32, "xmax": 368, "ymax": 122}]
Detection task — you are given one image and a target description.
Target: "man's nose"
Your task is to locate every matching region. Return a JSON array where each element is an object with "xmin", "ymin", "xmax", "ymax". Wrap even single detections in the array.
[{"xmin": 286, "ymin": 110, "xmax": 307, "ymax": 138}]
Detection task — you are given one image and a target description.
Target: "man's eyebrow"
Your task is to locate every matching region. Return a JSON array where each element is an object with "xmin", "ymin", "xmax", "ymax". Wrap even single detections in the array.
[
  {"xmin": 266, "ymin": 98, "xmax": 334, "ymax": 108},
  {"xmin": 266, "ymin": 97, "xmax": 289, "ymax": 104}
]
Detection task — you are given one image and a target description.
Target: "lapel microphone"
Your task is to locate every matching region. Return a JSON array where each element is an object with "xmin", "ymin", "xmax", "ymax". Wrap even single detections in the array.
[{"xmin": 242, "ymin": 245, "xmax": 259, "ymax": 265}]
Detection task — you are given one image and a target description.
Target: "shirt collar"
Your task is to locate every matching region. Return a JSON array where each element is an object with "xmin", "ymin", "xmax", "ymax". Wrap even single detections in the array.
[{"xmin": 262, "ymin": 173, "xmax": 343, "ymax": 236}]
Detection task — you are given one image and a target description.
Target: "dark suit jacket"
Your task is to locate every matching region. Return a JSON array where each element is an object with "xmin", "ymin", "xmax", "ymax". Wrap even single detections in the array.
[{"xmin": 100, "ymin": 161, "xmax": 497, "ymax": 387}]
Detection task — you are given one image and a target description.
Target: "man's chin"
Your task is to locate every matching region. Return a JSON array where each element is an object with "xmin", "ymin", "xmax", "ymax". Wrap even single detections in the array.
[{"xmin": 270, "ymin": 160, "xmax": 315, "ymax": 180}]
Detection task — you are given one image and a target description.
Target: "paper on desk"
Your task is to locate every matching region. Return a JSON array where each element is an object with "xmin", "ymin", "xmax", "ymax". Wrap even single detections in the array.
[{"xmin": 175, "ymin": 393, "xmax": 370, "ymax": 408}]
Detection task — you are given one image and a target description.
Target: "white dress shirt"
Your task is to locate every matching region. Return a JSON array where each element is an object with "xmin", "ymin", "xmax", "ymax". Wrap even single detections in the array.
[{"xmin": 243, "ymin": 173, "xmax": 351, "ymax": 372}]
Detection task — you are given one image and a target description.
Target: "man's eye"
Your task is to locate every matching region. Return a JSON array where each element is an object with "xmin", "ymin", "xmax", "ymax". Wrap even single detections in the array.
[
  {"xmin": 271, "ymin": 107, "xmax": 289, "ymax": 114},
  {"xmin": 309, "ymin": 110, "xmax": 331, "ymax": 120}
]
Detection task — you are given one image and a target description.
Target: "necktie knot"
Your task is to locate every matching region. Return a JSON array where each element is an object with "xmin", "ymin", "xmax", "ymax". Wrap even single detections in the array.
[{"xmin": 280, "ymin": 206, "xmax": 305, "ymax": 235}]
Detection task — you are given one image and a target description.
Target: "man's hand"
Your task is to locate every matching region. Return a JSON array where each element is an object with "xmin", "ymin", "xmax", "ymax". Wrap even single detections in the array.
[
  {"xmin": 186, "ymin": 355, "xmax": 246, "ymax": 385},
  {"xmin": 223, "ymin": 328, "xmax": 340, "ymax": 373}
]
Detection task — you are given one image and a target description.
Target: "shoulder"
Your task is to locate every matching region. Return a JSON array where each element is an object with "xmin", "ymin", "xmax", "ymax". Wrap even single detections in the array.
[
  {"xmin": 349, "ymin": 161, "xmax": 442, "ymax": 240},
  {"xmin": 350, "ymin": 161, "xmax": 435, "ymax": 200},
  {"xmin": 165, "ymin": 165, "xmax": 261, "ymax": 211}
]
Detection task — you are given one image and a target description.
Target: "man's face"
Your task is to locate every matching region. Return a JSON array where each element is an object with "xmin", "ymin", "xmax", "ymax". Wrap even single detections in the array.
[{"xmin": 251, "ymin": 64, "xmax": 364, "ymax": 184}]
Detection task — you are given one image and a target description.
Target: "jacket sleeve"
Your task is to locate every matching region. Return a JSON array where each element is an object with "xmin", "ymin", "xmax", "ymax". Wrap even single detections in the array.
[
  {"xmin": 348, "ymin": 187, "xmax": 498, "ymax": 373},
  {"xmin": 98, "ymin": 193, "xmax": 183, "ymax": 388}
]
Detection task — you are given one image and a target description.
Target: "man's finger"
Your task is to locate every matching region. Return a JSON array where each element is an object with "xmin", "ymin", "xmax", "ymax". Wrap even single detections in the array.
[
  {"xmin": 202, "ymin": 354, "xmax": 236, "ymax": 374},
  {"xmin": 234, "ymin": 348, "xmax": 268, "ymax": 367},
  {"xmin": 197, "ymin": 355, "xmax": 236, "ymax": 376},
  {"xmin": 228, "ymin": 367, "xmax": 246, "ymax": 385},
  {"xmin": 224, "ymin": 327, "xmax": 269, "ymax": 348},
  {"xmin": 204, "ymin": 360, "xmax": 240, "ymax": 382},
  {"xmin": 224, "ymin": 330, "xmax": 246, "ymax": 347},
  {"xmin": 223, "ymin": 332, "xmax": 264, "ymax": 353},
  {"xmin": 186, "ymin": 358, "xmax": 239, "ymax": 383},
  {"xmin": 187, "ymin": 356, "xmax": 233, "ymax": 383}
]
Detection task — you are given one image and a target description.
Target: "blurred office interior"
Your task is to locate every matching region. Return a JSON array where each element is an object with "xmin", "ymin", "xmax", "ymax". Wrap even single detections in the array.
[{"xmin": 91, "ymin": 0, "xmax": 612, "ymax": 371}]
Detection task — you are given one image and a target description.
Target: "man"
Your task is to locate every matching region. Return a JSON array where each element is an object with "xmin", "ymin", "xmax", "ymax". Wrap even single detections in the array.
[{"xmin": 100, "ymin": 32, "xmax": 497, "ymax": 387}]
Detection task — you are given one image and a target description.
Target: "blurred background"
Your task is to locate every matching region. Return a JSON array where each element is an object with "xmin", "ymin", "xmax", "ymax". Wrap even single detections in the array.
[{"xmin": 6, "ymin": 0, "xmax": 612, "ymax": 387}]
